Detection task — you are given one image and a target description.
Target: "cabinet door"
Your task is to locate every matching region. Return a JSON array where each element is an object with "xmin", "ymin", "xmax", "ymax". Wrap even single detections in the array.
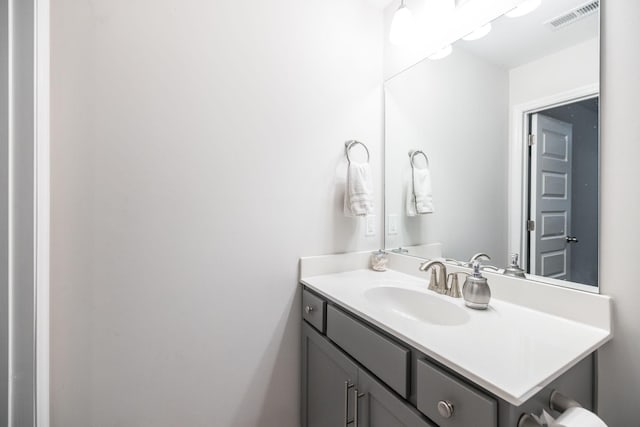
[
  {"xmin": 357, "ymin": 368, "xmax": 435, "ymax": 427},
  {"xmin": 302, "ymin": 323, "xmax": 359, "ymax": 427}
]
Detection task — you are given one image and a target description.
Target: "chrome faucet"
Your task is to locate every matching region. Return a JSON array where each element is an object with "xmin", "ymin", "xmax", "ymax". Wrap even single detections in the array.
[
  {"xmin": 419, "ymin": 260, "xmax": 448, "ymax": 294},
  {"xmin": 468, "ymin": 252, "xmax": 491, "ymax": 264},
  {"xmin": 446, "ymin": 253, "xmax": 492, "ymax": 268},
  {"xmin": 468, "ymin": 253, "xmax": 502, "ymax": 272}
]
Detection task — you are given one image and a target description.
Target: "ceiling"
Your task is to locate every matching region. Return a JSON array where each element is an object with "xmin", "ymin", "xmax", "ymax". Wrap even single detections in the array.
[{"xmin": 456, "ymin": 0, "xmax": 599, "ymax": 69}]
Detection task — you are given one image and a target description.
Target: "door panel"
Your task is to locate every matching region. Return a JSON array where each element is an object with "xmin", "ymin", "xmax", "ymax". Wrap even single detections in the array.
[
  {"xmin": 541, "ymin": 251, "xmax": 567, "ymax": 276},
  {"xmin": 358, "ymin": 368, "xmax": 434, "ymax": 427},
  {"xmin": 302, "ymin": 322, "xmax": 359, "ymax": 427},
  {"xmin": 530, "ymin": 114, "xmax": 573, "ymax": 280},
  {"xmin": 540, "ymin": 213, "xmax": 566, "ymax": 238},
  {"xmin": 541, "ymin": 172, "xmax": 567, "ymax": 197}
]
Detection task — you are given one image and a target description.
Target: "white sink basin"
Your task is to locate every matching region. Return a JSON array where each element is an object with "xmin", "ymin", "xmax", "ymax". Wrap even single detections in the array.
[{"xmin": 364, "ymin": 286, "xmax": 470, "ymax": 326}]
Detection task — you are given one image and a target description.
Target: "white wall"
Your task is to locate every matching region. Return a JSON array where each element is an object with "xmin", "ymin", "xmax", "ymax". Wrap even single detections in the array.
[
  {"xmin": 50, "ymin": 1, "xmax": 383, "ymax": 426},
  {"xmin": 385, "ymin": 47, "xmax": 509, "ymax": 264},
  {"xmin": 509, "ymin": 37, "xmax": 599, "ymax": 107},
  {"xmin": 597, "ymin": 1, "xmax": 640, "ymax": 425},
  {"xmin": 50, "ymin": 1, "xmax": 640, "ymax": 426}
]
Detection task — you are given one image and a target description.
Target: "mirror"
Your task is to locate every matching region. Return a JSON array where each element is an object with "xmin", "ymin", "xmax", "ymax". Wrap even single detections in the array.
[{"xmin": 384, "ymin": 0, "xmax": 600, "ymax": 290}]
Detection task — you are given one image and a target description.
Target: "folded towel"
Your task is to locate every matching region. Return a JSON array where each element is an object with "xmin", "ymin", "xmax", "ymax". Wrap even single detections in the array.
[
  {"xmin": 406, "ymin": 166, "xmax": 434, "ymax": 216},
  {"xmin": 344, "ymin": 162, "xmax": 374, "ymax": 217}
]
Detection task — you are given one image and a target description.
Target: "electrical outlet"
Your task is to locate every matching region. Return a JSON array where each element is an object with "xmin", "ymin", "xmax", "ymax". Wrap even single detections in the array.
[
  {"xmin": 388, "ymin": 214, "xmax": 398, "ymax": 235},
  {"xmin": 365, "ymin": 215, "xmax": 376, "ymax": 237}
]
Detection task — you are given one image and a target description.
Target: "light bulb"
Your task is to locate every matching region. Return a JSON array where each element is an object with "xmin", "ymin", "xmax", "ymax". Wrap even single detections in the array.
[
  {"xmin": 505, "ymin": 0, "xmax": 542, "ymax": 18},
  {"xmin": 428, "ymin": 45, "xmax": 453, "ymax": 60},
  {"xmin": 462, "ymin": 23, "xmax": 492, "ymax": 41},
  {"xmin": 390, "ymin": 2, "xmax": 415, "ymax": 46}
]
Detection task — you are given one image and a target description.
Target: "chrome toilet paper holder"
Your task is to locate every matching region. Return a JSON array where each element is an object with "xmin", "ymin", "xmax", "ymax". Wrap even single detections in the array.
[{"xmin": 518, "ymin": 390, "xmax": 582, "ymax": 427}]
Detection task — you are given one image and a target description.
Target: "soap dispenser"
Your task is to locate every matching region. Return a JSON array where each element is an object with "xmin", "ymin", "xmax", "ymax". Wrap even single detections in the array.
[
  {"xmin": 462, "ymin": 261, "xmax": 491, "ymax": 310},
  {"xmin": 503, "ymin": 253, "xmax": 526, "ymax": 278}
]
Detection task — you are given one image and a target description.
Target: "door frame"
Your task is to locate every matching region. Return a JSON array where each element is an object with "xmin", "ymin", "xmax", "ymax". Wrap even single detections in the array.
[
  {"xmin": 1, "ymin": 0, "xmax": 50, "ymax": 425},
  {"xmin": 35, "ymin": 0, "xmax": 50, "ymax": 424},
  {"xmin": 508, "ymin": 83, "xmax": 598, "ymax": 294}
]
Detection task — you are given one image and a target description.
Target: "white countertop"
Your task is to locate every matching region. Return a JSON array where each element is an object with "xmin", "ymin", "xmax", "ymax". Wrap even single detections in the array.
[{"xmin": 301, "ymin": 267, "xmax": 612, "ymax": 406}]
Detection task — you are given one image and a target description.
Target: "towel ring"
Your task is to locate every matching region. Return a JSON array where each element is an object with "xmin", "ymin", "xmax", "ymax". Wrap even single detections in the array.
[
  {"xmin": 345, "ymin": 140, "xmax": 370, "ymax": 164},
  {"xmin": 408, "ymin": 150, "xmax": 429, "ymax": 169}
]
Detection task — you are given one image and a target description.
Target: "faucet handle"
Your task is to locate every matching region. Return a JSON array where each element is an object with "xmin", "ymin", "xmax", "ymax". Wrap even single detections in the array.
[
  {"xmin": 428, "ymin": 268, "xmax": 439, "ymax": 292},
  {"xmin": 446, "ymin": 273, "xmax": 464, "ymax": 298},
  {"xmin": 435, "ymin": 271, "xmax": 448, "ymax": 294}
]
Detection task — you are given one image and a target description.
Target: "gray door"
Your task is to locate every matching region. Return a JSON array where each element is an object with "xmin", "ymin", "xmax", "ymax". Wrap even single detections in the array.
[
  {"xmin": 302, "ymin": 323, "xmax": 359, "ymax": 427},
  {"xmin": 530, "ymin": 114, "xmax": 573, "ymax": 280},
  {"xmin": 357, "ymin": 368, "xmax": 435, "ymax": 427}
]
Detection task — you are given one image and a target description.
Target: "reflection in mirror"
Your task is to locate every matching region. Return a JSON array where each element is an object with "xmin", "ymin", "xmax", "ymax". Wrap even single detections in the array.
[{"xmin": 384, "ymin": 0, "xmax": 599, "ymax": 290}]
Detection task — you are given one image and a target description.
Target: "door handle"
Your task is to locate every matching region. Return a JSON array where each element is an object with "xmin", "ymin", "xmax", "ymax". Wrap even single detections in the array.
[
  {"xmin": 566, "ymin": 236, "xmax": 579, "ymax": 243},
  {"xmin": 353, "ymin": 388, "xmax": 366, "ymax": 426},
  {"xmin": 344, "ymin": 381, "xmax": 354, "ymax": 427}
]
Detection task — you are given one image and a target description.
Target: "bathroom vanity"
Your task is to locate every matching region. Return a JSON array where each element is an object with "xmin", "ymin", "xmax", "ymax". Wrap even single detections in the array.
[
  {"xmin": 301, "ymin": 1, "xmax": 610, "ymax": 425},
  {"xmin": 299, "ymin": 252, "xmax": 612, "ymax": 427}
]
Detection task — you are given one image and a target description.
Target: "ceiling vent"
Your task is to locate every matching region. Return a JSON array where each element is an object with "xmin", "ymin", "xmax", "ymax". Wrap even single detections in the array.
[{"xmin": 544, "ymin": 0, "xmax": 599, "ymax": 30}]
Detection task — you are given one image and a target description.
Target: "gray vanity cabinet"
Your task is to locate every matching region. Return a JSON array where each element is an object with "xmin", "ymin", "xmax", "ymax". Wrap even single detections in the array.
[
  {"xmin": 302, "ymin": 322, "xmax": 358, "ymax": 426},
  {"xmin": 301, "ymin": 286, "xmax": 594, "ymax": 427},
  {"xmin": 302, "ymin": 322, "xmax": 433, "ymax": 427},
  {"xmin": 357, "ymin": 367, "xmax": 436, "ymax": 427}
]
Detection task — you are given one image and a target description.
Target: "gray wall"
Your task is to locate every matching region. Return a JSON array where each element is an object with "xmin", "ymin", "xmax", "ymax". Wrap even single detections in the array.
[
  {"xmin": 50, "ymin": 0, "xmax": 383, "ymax": 426},
  {"xmin": 542, "ymin": 100, "xmax": 599, "ymax": 286},
  {"xmin": 598, "ymin": 1, "xmax": 640, "ymax": 425}
]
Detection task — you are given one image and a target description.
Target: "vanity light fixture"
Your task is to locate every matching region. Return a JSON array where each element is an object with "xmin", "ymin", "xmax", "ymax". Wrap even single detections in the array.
[
  {"xmin": 462, "ymin": 22, "xmax": 492, "ymax": 41},
  {"xmin": 390, "ymin": 0, "xmax": 416, "ymax": 46},
  {"xmin": 505, "ymin": 0, "xmax": 542, "ymax": 18},
  {"xmin": 428, "ymin": 44, "xmax": 453, "ymax": 60}
]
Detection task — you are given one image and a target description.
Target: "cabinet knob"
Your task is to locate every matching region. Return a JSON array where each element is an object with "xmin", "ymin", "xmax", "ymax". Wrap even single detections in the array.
[
  {"xmin": 437, "ymin": 400, "xmax": 455, "ymax": 418},
  {"xmin": 304, "ymin": 305, "xmax": 314, "ymax": 314}
]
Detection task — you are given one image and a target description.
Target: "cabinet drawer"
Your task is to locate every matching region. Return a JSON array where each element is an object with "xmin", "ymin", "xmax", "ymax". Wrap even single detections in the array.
[
  {"xmin": 302, "ymin": 289, "xmax": 326, "ymax": 333},
  {"xmin": 416, "ymin": 359, "xmax": 497, "ymax": 427},
  {"xmin": 326, "ymin": 305, "xmax": 409, "ymax": 398}
]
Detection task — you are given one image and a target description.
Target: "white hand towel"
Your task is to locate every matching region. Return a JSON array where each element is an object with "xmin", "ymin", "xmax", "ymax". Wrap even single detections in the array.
[
  {"xmin": 344, "ymin": 162, "xmax": 374, "ymax": 217},
  {"xmin": 406, "ymin": 166, "xmax": 434, "ymax": 216}
]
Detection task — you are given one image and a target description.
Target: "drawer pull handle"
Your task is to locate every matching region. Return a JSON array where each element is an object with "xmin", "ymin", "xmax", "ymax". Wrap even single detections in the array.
[
  {"xmin": 437, "ymin": 400, "xmax": 455, "ymax": 418},
  {"xmin": 304, "ymin": 305, "xmax": 314, "ymax": 314},
  {"xmin": 353, "ymin": 389, "xmax": 365, "ymax": 426},
  {"xmin": 344, "ymin": 381, "xmax": 354, "ymax": 427}
]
